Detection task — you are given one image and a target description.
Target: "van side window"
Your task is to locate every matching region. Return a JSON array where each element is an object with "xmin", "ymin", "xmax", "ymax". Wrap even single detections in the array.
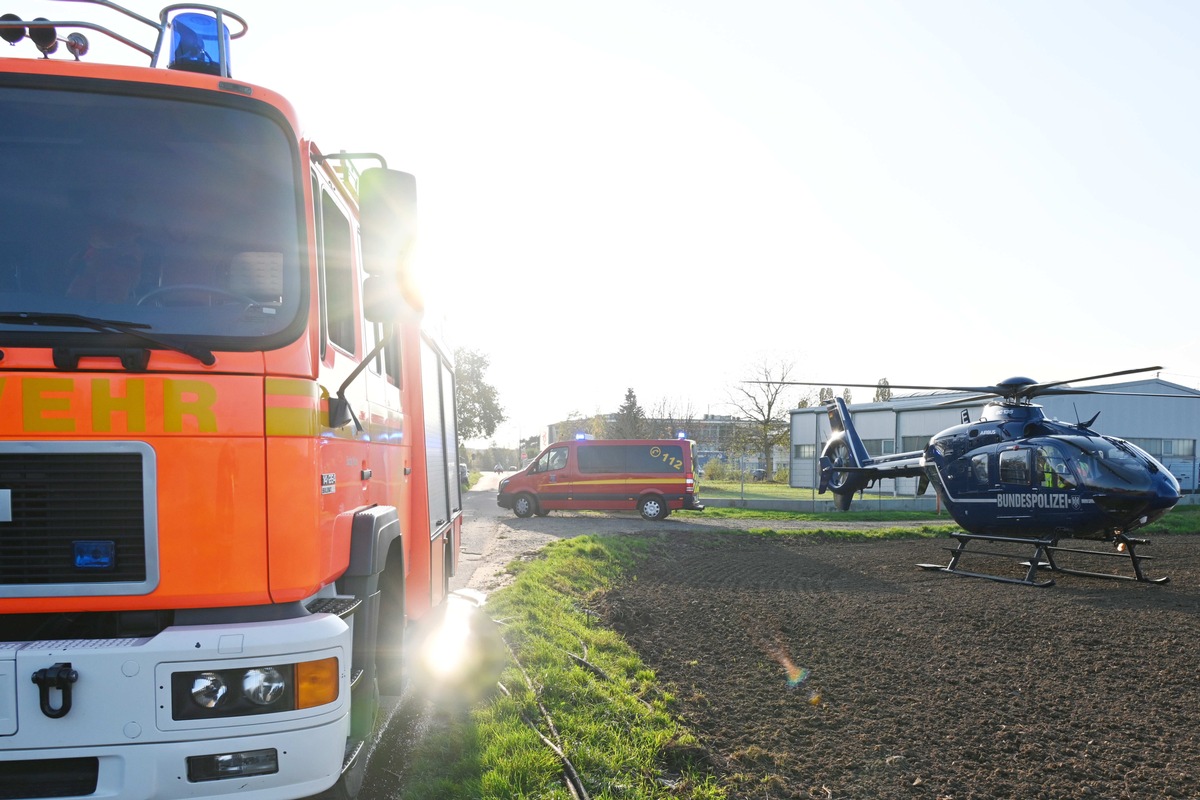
[
  {"xmin": 534, "ymin": 447, "xmax": 567, "ymax": 473},
  {"xmin": 578, "ymin": 446, "xmax": 626, "ymax": 473},
  {"xmin": 628, "ymin": 444, "xmax": 685, "ymax": 472}
]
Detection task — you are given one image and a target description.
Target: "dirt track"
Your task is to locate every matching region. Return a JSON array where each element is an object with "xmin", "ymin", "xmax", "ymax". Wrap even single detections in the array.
[{"xmin": 598, "ymin": 530, "xmax": 1200, "ymax": 800}]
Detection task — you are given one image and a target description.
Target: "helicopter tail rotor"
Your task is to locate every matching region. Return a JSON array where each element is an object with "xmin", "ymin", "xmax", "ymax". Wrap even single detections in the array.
[{"xmin": 819, "ymin": 398, "xmax": 873, "ymax": 509}]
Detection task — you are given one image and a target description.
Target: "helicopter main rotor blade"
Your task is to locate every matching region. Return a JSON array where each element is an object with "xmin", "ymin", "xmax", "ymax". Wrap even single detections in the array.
[
  {"xmin": 744, "ymin": 380, "xmax": 1000, "ymax": 394},
  {"xmin": 1035, "ymin": 388, "xmax": 1196, "ymax": 399},
  {"xmin": 746, "ymin": 366, "xmax": 1171, "ymax": 402},
  {"xmin": 1026, "ymin": 366, "xmax": 1163, "ymax": 395}
]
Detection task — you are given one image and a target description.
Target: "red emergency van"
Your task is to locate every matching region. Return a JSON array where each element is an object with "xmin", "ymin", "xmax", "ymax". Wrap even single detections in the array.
[{"xmin": 497, "ymin": 439, "xmax": 704, "ymax": 520}]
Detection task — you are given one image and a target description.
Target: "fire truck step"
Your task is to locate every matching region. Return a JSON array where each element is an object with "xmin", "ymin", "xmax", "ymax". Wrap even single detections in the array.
[{"xmin": 305, "ymin": 596, "xmax": 362, "ymax": 618}]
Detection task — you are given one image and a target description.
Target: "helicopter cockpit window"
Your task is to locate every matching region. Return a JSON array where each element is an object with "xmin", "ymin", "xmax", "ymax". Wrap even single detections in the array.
[
  {"xmin": 1058, "ymin": 435, "xmax": 1154, "ymax": 495},
  {"xmin": 1035, "ymin": 444, "xmax": 1075, "ymax": 490},
  {"xmin": 999, "ymin": 449, "xmax": 1031, "ymax": 485}
]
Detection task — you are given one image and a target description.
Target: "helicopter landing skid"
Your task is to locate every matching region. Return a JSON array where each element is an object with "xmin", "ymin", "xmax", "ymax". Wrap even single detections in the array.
[
  {"xmin": 918, "ymin": 533, "xmax": 1056, "ymax": 587},
  {"xmin": 1042, "ymin": 534, "xmax": 1169, "ymax": 584},
  {"xmin": 917, "ymin": 532, "xmax": 1169, "ymax": 586}
]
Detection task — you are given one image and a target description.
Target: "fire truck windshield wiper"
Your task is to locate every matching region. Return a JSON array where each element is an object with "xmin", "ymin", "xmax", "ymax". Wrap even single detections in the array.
[{"xmin": 0, "ymin": 313, "xmax": 216, "ymax": 366}]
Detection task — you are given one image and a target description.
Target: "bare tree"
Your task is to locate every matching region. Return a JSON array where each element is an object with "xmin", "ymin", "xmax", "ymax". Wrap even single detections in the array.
[
  {"xmin": 728, "ymin": 360, "xmax": 807, "ymax": 478},
  {"xmin": 646, "ymin": 397, "xmax": 698, "ymax": 440}
]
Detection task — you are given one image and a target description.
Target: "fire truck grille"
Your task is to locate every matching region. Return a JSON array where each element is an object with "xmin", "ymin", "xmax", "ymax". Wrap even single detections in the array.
[{"xmin": 0, "ymin": 452, "xmax": 148, "ymax": 586}]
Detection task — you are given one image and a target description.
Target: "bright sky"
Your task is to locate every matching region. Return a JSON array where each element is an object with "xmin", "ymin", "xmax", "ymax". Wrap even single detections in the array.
[{"xmin": 17, "ymin": 0, "xmax": 1200, "ymax": 446}]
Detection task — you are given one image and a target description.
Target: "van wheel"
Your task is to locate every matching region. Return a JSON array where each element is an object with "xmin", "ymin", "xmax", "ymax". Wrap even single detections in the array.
[
  {"xmin": 638, "ymin": 496, "xmax": 669, "ymax": 521},
  {"xmin": 513, "ymin": 493, "xmax": 536, "ymax": 518}
]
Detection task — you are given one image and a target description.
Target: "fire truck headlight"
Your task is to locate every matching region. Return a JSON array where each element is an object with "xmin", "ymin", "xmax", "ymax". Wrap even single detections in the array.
[
  {"xmin": 171, "ymin": 662, "xmax": 338, "ymax": 724},
  {"xmin": 0, "ymin": 14, "xmax": 26, "ymax": 45},
  {"xmin": 190, "ymin": 672, "xmax": 229, "ymax": 709},
  {"xmin": 242, "ymin": 667, "xmax": 286, "ymax": 706},
  {"xmin": 173, "ymin": 658, "xmax": 339, "ymax": 720},
  {"xmin": 29, "ymin": 17, "xmax": 57, "ymax": 54}
]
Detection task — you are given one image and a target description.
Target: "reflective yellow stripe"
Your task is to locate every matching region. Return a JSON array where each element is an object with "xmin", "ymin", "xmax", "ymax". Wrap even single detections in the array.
[{"xmin": 265, "ymin": 378, "xmax": 322, "ymax": 437}]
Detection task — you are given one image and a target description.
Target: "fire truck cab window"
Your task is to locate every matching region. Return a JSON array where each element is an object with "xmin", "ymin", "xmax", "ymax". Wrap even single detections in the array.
[
  {"xmin": 319, "ymin": 191, "xmax": 356, "ymax": 354},
  {"xmin": 0, "ymin": 85, "xmax": 304, "ymax": 347}
]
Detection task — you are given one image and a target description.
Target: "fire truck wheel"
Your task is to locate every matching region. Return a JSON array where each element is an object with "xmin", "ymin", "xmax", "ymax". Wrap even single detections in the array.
[
  {"xmin": 638, "ymin": 496, "xmax": 669, "ymax": 521},
  {"xmin": 513, "ymin": 493, "xmax": 536, "ymax": 518}
]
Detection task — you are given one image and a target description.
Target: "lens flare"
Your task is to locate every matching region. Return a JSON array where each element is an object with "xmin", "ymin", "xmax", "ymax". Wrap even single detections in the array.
[
  {"xmin": 420, "ymin": 597, "xmax": 475, "ymax": 679},
  {"xmin": 781, "ymin": 655, "xmax": 810, "ymax": 688},
  {"xmin": 759, "ymin": 637, "xmax": 811, "ymax": 688}
]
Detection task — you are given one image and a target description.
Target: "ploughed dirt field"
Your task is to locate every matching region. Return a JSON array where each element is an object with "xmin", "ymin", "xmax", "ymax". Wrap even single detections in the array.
[{"xmin": 598, "ymin": 531, "xmax": 1200, "ymax": 800}]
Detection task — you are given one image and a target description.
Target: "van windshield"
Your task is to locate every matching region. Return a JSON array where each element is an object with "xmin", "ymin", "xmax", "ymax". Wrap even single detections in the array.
[{"xmin": 0, "ymin": 83, "xmax": 303, "ymax": 346}]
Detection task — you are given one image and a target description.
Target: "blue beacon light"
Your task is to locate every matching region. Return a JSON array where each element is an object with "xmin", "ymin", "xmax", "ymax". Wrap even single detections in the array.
[{"xmin": 168, "ymin": 12, "xmax": 231, "ymax": 76}]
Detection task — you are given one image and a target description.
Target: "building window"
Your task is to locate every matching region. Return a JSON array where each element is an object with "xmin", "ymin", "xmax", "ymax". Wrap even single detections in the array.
[
  {"xmin": 794, "ymin": 444, "xmax": 816, "ymax": 459},
  {"xmin": 1125, "ymin": 438, "xmax": 1194, "ymax": 459},
  {"xmin": 863, "ymin": 438, "xmax": 895, "ymax": 457}
]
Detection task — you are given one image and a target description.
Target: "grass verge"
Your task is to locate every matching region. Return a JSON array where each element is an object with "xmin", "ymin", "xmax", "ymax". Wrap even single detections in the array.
[{"xmin": 397, "ymin": 535, "xmax": 727, "ymax": 799}]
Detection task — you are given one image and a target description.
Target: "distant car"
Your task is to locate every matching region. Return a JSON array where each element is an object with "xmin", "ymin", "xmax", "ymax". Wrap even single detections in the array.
[
  {"xmin": 508, "ymin": 465, "xmax": 518, "ymax": 471},
  {"xmin": 750, "ymin": 469, "xmax": 767, "ymax": 481},
  {"xmin": 458, "ymin": 464, "xmax": 469, "ymax": 485}
]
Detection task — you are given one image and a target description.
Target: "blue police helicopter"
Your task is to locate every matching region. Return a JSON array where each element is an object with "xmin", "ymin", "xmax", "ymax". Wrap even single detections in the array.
[{"xmin": 784, "ymin": 367, "xmax": 1188, "ymax": 586}]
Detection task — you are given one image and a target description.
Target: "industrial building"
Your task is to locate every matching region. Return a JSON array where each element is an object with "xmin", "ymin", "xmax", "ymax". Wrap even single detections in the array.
[{"xmin": 790, "ymin": 378, "xmax": 1200, "ymax": 495}]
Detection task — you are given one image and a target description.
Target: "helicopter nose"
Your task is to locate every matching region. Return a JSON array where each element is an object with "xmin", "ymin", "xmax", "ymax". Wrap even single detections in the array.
[
  {"xmin": 1135, "ymin": 473, "xmax": 1183, "ymax": 526},
  {"xmin": 1156, "ymin": 470, "xmax": 1182, "ymax": 503}
]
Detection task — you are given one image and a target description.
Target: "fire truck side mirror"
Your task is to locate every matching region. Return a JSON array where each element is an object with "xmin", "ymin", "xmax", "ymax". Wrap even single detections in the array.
[
  {"xmin": 362, "ymin": 275, "xmax": 404, "ymax": 324},
  {"xmin": 360, "ymin": 167, "xmax": 417, "ymax": 278}
]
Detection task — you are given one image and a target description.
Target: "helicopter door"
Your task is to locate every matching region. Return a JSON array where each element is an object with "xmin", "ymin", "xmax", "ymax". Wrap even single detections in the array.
[{"xmin": 995, "ymin": 448, "xmax": 1036, "ymax": 527}]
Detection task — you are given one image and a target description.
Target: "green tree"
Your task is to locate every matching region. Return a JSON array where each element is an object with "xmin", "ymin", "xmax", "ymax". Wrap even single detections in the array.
[
  {"xmin": 609, "ymin": 388, "xmax": 646, "ymax": 439},
  {"xmin": 873, "ymin": 378, "xmax": 892, "ymax": 403},
  {"xmin": 819, "ymin": 387, "xmax": 834, "ymax": 403},
  {"xmin": 454, "ymin": 348, "xmax": 506, "ymax": 442},
  {"xmin": 519, "ymin": 435, "xmax": 541, "ymax": 463}
]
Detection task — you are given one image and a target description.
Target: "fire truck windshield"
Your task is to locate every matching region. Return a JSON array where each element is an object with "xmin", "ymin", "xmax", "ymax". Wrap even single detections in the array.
[{"xmin": 0, "ymin": 83, "xmax": 304, "ymax": 347}]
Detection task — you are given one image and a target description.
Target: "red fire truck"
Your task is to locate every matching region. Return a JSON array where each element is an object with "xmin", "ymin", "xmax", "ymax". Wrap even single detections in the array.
[{"xmin": 0, "ymin": 4, "xmax": 462, "ymax": 798}]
